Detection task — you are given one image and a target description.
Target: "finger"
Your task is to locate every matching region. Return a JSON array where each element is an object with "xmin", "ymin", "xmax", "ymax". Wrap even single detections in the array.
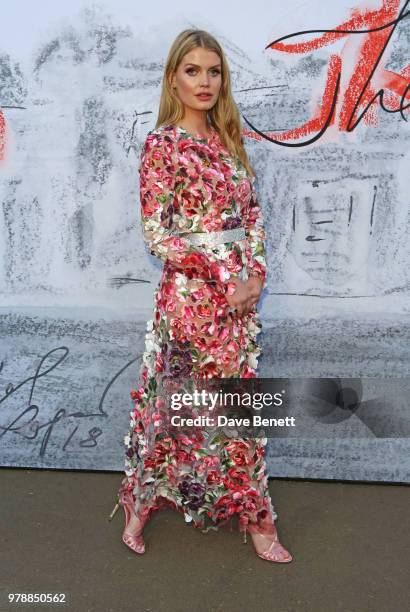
[
  {"xmin": 249, "ymin": 290, "xmax": 260, "ymax": 299},
  {"xmin": 245, "ymin": 301, "xmax": 257, "ymax": 315}
]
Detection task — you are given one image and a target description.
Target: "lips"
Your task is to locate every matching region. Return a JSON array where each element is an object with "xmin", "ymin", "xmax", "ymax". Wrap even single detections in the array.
[{"xmin": 196, "ymin": 94, "xmax": 212, "ymax": 100}]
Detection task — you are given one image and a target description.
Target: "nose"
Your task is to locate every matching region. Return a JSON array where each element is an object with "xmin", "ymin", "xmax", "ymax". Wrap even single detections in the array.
[{"xmin": 200, "ymin": 72, "xmax": 210, "ymax": 86}]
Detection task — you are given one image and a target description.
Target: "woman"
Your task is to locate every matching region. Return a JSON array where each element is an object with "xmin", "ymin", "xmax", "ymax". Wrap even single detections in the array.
[{"xmin": 110, "ymin": 28, "xmax": 292, "ymax": 563}]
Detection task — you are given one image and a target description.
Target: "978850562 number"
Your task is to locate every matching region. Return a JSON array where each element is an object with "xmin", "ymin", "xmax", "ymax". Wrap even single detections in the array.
[{"xmin": 7, "ymin": 593, "xmax": 67, "ymax": 604}]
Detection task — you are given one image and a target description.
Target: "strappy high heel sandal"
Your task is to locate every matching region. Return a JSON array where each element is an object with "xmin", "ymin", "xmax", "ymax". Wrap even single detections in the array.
[
  {"xmin": 243, "ymin": 522, "xmax": 293, "ymax": 563},
  {"xmin": 108, "ymin": 493, "xmax": 146, "ymax": 555},
  {"xmin": 121, "ymin": 504, "xmax": 145, "ymax": 555}
]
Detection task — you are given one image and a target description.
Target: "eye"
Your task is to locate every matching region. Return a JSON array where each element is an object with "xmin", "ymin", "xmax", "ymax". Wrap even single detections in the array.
[{"xmin": 185, "ymin": 68, "xmax": 221, "ymax": 76}]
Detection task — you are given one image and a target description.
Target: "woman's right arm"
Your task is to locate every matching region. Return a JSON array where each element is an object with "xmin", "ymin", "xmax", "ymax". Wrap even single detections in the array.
[{"xmin": 139, "ymin": 130, "xmax": 232, "ymax": 286}]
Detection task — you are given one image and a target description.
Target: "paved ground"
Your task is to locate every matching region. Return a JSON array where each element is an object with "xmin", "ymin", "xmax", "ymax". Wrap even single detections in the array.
[{"xmin": 0, "ymin": 468, "xmax": 409, "ymax": 612}]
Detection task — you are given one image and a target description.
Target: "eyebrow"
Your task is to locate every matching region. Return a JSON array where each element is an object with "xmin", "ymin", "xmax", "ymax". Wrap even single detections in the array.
[{"xmin": 183, "ymin": 62, "xmax": 221, "ymax": 68}]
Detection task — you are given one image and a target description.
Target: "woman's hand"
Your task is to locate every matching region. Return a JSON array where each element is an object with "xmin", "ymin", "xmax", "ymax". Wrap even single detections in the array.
[
  {"xmin": 225, "ymin": 276, "xmax": 263, "ymax": 318},
  {"xmin": 246, "ymin": 276, "xmax": 264, "ymax": 310},
  {"xmin": 225, "ymin": 277, "xmax": 251, "ymax": 317}
]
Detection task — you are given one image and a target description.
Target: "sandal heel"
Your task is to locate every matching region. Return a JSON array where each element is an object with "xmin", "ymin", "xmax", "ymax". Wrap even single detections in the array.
[
  {"xmin": 243, "ymin": 527, "xmax": 247, "ymax": 544},
  {"xmin": 108, "ymin": 502, "xmax": 120, "ymax": 521}
]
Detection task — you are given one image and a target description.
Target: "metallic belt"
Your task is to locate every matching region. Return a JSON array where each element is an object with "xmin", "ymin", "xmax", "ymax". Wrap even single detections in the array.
[{"xmin": 178, "ymin": 227, "xmax": 246, "ymax": 246}]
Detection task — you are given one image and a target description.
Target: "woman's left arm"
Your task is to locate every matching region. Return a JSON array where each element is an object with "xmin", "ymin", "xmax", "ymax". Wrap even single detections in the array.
[{"xmin": 244, "ymin": 182, "xmax": 268, "ymax": 291}]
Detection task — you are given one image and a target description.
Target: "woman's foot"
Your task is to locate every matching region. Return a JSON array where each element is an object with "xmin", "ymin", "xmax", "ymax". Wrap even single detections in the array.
[
  {"xmin": 250, "ymin": 531, "xmax": 292, "ymax": 562},
  {"xmin": 122, "ymin": 505, "xmax": 145, "ymax": 554},
  {"xmin": 247, "ymin": 523, "xmax": 293, "ymax": 563}
]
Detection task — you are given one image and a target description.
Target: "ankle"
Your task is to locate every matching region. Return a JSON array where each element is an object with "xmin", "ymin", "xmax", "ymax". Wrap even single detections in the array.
[{"xmin": 128, "ymin": 514, "xmax": 142, "ymax": 529}]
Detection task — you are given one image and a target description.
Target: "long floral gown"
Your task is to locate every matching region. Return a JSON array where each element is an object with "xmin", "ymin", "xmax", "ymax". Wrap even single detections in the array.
[{"xmin": 116, "ymin": 123, "xmax": 278, "ymax": 536}]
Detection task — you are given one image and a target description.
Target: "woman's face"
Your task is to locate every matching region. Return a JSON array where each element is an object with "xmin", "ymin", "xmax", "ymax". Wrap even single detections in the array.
[{"xmin": 170, "ymin": 47, "xmax": 222, "ymax": 113}]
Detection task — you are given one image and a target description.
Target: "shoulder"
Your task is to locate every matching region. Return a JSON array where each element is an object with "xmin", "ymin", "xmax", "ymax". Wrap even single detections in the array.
[
  {"xmin": 141, "ymin": 124, "xmax": 177, "ymax": 158},
  {"xmin": 139, "ymin": 125, "xmax": 178, "ymax": 172},
  {"xmin": 144, "ymin": 124, "xmax": 177, "ymax": 144}
]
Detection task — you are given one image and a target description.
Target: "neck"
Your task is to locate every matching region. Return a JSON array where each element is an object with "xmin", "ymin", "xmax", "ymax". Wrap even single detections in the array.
[{"xmin": 177, "ymin": 110, "xmax": 211, "ymax": 136}]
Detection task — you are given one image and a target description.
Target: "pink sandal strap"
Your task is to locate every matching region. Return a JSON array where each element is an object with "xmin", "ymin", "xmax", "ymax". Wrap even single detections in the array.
[
  {"xmin": 258, "ymin": 540, "xmax": 292, "ymax": 563},
  {"xmin": 122, "ymin": 533, "xmax": 145, "ymax": 554},
  {"xmin": 122, "ymin": 504, "xmax": 146, "ymax": 554}
]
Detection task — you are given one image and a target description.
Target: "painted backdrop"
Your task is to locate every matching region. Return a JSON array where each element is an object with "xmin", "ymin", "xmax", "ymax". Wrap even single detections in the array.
[{"xmin": 0, "ymin": 0, "xmax": 409, "ymax": 481}]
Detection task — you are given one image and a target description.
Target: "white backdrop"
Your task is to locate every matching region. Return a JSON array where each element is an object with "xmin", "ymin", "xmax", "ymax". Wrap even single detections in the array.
[{"xmin": 0, "ymin": 0, "xmax": 409, "ymax": 480}]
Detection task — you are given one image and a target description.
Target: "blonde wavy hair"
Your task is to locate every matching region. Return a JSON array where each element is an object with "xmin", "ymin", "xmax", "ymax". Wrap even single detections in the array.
[{"xmin": 155, "ymin": 29, "xmax": 256, "ymax": 179}]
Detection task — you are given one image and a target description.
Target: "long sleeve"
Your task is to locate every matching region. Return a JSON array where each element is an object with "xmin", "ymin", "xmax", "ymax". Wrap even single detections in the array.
[
  {"xmin": 139, "ymin": 130, "xmax": 232, "ymax": 285},
  {"xmin": 243, "ymin": 181, "xmax": 268, "ymax": 290}
]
